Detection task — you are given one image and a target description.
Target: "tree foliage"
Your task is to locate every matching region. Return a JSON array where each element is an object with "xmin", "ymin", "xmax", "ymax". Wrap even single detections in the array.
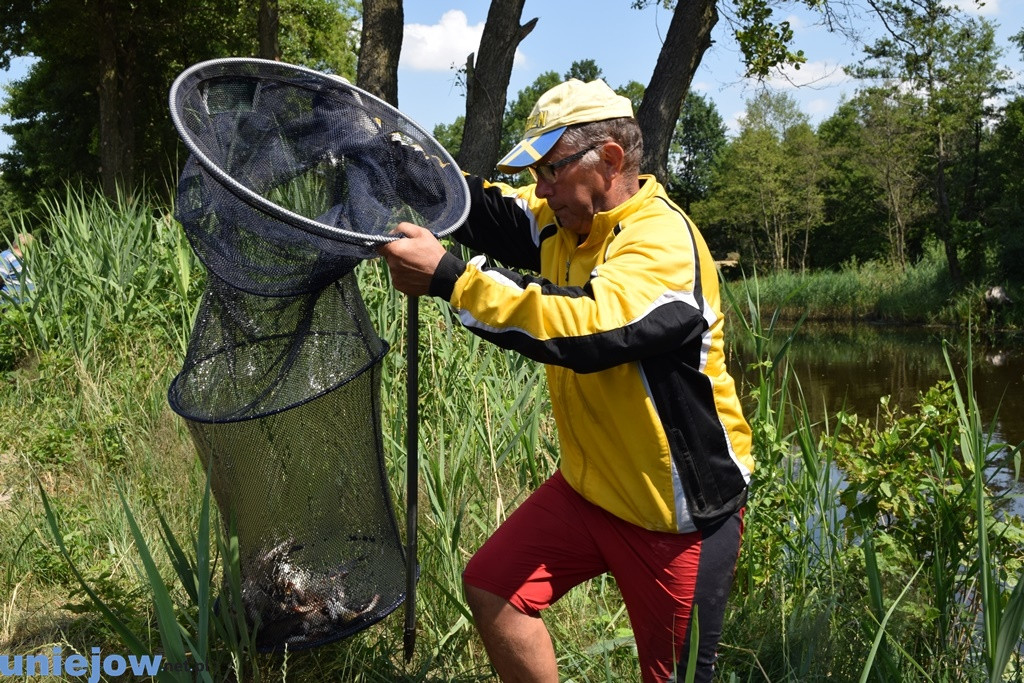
[
  {"xmin": 782, "ymin": 120, "xmax": 824, "ymax": 273},
  {"xmin": 985, "ymin": 95, "xmax": 1024, "ymax": 279},
  {"xmin": 432, "ymin": 117, "xmax": 466, "ymax": 163},
  {"xmin": 666, "ymin": 93, "xmax": 727, "ymax": 213},
  {"xmin": 813, "ymin": 98, "xmax": 888, "ymax": 269},
  {"xmin": 3, "ymin": 0, "xmax": 1023, "ymax": 291},
  {"xmin": 823, "ymin": 88, "xmax": 930, "ymax": 270},
  {"xmin": 629, "ymin": 0, "xmax": 861, "ymax": 182},
  {"xmin": 694, "ymin": 91, "xmax": 824, "ymax": 272},
  {"xmin": 443, "ymin": 0, "xmax": 865, "ymax": 183},
  {"xmin": 850, "ymin": 0, "xmax": 1008, "ymax": 287},
  {"xmin": 0, "ymin": 0, "xmax": 358, "ymax": 208}
]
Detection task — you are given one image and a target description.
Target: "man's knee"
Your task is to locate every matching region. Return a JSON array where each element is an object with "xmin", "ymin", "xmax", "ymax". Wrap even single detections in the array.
[{"xmin": 463, "ymin": 581, "xmax": 503, "ymax": 621}]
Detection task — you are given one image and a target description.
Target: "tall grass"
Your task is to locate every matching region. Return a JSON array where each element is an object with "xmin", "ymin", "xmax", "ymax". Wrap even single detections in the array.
[
  {"xmin": 1, "ymin": 187, "xmax": 1022, "ymax": 681},
  {"xmin": 736, "ymin": 244, "xmax": 991, "ymax": 326},
  {"xmin": 1, "ymin": 187, "xmax": 639, "ymax": 681},
  {"xmin": 2, "ymin": 186, "xmax": 200, "ymax": 369}
]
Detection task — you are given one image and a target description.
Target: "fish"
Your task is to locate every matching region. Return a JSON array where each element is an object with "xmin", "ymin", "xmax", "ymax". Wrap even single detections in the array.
[{"xmin": 240, "ymin": 536, "xmax": 380, "ymax": 648}]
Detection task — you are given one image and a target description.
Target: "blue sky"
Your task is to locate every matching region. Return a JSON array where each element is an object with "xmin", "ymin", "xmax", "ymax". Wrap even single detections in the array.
[
  {"xmin": 396, "ymin": 0, "xmax": 1024, "ymax": 136},
  {"xmin": 0, "ymin": 0, "xmax": 1021, "ymax": 152}
]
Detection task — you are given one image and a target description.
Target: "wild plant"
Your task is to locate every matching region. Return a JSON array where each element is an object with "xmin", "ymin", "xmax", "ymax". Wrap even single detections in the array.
[{"xmin": 1, "ymin": 186, "xmax": 201, "ymax": 371}]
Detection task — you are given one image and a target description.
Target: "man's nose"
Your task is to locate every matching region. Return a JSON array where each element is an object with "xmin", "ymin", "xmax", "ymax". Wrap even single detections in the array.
[{"xmin": 534, "ymin": 177, "xmax": 554, "ymax": 198}]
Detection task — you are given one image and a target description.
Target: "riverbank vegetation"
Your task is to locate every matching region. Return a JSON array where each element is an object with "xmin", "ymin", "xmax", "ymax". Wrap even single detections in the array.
[
  {"xmin": 1, "ymin": 190, "xmax": 1022, "ymax": 681},
  {"xmin": 723, "ymin": 250, "xmax": 1024, "ymax": 333}
]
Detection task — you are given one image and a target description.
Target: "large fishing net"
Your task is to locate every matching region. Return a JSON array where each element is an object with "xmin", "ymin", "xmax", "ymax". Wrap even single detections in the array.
[{"xmin": 166, "ymin": 58, "xmax": 468, "ymax": 652}]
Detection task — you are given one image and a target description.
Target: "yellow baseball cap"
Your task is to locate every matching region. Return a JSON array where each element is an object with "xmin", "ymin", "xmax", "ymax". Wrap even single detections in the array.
[{"xmin": 496, "ymin": 79, "xmax": 634, "ymax": 173}]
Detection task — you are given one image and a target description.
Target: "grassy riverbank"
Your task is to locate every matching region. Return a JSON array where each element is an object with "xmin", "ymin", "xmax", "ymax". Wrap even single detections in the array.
[
  {"xmin": 726, "ymin": 253, "xmax": 1023, "ymax": 332},
  {"xmin": 2, "ymin": 191, "xmax": 1023, "ymax": 681}
]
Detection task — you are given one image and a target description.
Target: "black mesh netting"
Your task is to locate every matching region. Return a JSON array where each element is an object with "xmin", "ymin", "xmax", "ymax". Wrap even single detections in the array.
[{"xmin": 166, "ymin": 58, "xmax": 468, "ymax": 652}]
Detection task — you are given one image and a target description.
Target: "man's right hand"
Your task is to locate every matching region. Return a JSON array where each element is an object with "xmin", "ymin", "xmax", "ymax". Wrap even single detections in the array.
[{"xmin": 377, "ymin": 222, "xmax": 448, "ymax": 297}]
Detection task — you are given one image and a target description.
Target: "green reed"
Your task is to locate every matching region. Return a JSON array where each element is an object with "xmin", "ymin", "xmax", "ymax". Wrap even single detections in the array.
[
  {"xmin": 736, "ymin": 244, "xmax": 977, "ymax": 326},
  {"xmin": 2, "ymin": 186, "xmax": 201, "ymax": 369},
  {"xmin": 721, "ymin": 273, "xmax": 1024, "ymax": 681},
  {"xmin": 3, "ymin": 187, "xmax": 1023, "ymax": 681}
]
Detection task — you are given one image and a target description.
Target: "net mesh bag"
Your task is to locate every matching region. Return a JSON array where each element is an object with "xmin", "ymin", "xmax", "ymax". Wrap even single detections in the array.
[{"xmin": 166, "ymin": 58, "xmax": 468, "ymax": 652}]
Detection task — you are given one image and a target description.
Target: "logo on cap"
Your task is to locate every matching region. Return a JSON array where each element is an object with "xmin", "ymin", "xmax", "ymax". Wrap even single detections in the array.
[{"xmin": 525, "ymin": 111, "xmax": 548, "ymax": 131}]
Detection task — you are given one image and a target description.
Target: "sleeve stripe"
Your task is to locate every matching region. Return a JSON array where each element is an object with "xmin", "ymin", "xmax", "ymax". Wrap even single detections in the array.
[
  {"xmin": 501, "ymin": 189, "xmax": 541, "ymax": 247},
  {"xmin": 631, "ymin": 290, "xmax": 700, "ymax": 328},
  {"xmin": 466, "ymin": 265, "xmax": 704, "ymax": 343},
  {"xmin": 653, "ymin": 196, "xmax": 704, "ymax": 314}
]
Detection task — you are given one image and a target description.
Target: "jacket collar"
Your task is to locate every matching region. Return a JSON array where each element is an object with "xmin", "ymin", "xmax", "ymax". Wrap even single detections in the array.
[{"xmin": 577, "ymin": 174, "xmax": 659, "ymax": 247}]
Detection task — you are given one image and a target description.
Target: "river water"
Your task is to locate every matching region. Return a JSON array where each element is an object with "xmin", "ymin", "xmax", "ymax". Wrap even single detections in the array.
[{"xmin": 727, "ymin": 322, "xmax": 1024, "ymax": 507}]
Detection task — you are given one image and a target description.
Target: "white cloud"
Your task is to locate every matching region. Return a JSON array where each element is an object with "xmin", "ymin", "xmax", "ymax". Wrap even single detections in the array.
[
  {"xmin": 400, "ymin": 10, "xmax": 485, "ymax": 72},
  {"xmin": 783, "ymin": 13, "xmax": 808, "ymax": 31},
  {"xmin": 765, "ymin": 60, "xmax": 852, "ymax": 90},
  {"xmin": 943, "ymin": 0, "xmax": 1000, "ymax": 17},
  {"xmin": 725, "ymin": 109, "xmax": 744, "ymax": 136},
  {"xmin": 401, "ymin": 10, "xmax": 527, "ymax": 73},
  {"xmin": 804, "ymin": 97, "xmax": 835, "ymax": 118}
]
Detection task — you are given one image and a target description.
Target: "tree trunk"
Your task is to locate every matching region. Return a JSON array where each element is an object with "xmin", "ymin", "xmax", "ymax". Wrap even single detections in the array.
[
  {"xmin": 357, "ymin": 0, "xmax": 403, "ymax": 106},
  {"xmin": 457, "ymin": 2, "xmax": 537, "ymax": 177},
  {"xmin": 96, "ymin": 0, "xmax": 136, "ymax": 197},
  {"xmin": 933, "ymin": 130, "xmax": 963, "ymax": 287},
  {"xmin": 636, "ymin": 0, "xmax": 718, "ymax": 183},
  {"xmin": 258, "ymin": 0, "xmax": 280, "ymax": 61},
  {"xmin": 883, "ymin": 170, "xmax": 908, "ymax": 270}
]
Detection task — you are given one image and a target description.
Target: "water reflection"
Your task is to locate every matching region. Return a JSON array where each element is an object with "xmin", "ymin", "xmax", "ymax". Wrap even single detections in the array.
[{"xmin": 728, "ymin": 322, "xmax": 1024, "ymax": 503}]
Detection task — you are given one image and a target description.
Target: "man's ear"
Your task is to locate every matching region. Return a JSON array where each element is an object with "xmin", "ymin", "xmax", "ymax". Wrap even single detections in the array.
[{"xmin": 598, "ymin": 141, "xmax": 625, "ymax": 179}]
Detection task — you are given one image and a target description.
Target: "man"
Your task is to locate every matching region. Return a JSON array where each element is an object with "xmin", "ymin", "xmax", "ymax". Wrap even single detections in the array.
[
  {"xmin": 379, "ymin": 79, "xmax": 753, "ymax": 683},
  {"xmin": 1, "ymin": 232, "xmax": 35, "ymax": 304}
]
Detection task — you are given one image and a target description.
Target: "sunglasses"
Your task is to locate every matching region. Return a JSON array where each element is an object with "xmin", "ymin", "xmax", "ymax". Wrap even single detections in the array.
[{"xmin": 528, "ymin": 144, "xmax": 599, "ymax": 184}]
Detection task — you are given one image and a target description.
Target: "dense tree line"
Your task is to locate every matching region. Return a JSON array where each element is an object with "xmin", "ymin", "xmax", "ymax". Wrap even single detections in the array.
[
  {"xmin": 444, "ymin": 0, "xmax": 1023, "ymax": 289},
  {"xmin": 0, "ymin": 0, "xmax": 871, "ymax": 215},
  {"xmin": 1, "ymin": 0, "xmax": 1020, "ymax": 290},
  {"xmin": 691, "ymin": 4, "xmax": 1024, "ymax": 288},
  {"xmin": 0, "ymin": 0, "xmax": 358, "ymax": 208}
]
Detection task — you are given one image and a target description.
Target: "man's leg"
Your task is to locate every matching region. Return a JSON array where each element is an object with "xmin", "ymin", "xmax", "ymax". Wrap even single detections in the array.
[
  {"xmin": 606, "ymin": 509, "xmax": 745, "ymax": 683},
  {"xmin": 464, "ymin": 584, "xmax": 558, "ymax": 682},
  {"xmin": 462, "ymin": 471, "xmax": 608, "ymax": 682}
]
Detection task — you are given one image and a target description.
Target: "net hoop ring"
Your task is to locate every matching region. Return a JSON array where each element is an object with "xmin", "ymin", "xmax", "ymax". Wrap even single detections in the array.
[{"xmin": 169, "ymin": 57, "xmax": 469, "ymax": 246}]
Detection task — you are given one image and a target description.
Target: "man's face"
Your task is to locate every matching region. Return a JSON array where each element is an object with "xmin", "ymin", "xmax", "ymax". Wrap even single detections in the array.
[{"xmin": 530, "ymin": 138, "xmax": 606, "ymax": 236}]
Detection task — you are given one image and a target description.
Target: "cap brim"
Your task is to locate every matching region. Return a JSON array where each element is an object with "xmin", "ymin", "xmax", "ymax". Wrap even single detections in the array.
[{"xmin": 495, "ymin": 127, "xmax": 566, "ymax": 173}]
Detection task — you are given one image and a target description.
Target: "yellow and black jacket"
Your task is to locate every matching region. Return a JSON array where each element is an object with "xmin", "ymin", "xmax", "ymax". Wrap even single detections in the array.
[{"xmin": 429, "ymin": 174, "xmax": 753, "ymax": 533}]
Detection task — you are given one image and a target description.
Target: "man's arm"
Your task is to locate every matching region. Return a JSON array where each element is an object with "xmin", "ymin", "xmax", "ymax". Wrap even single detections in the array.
[{"xmin": 379, "ymin": 222, "xmax": 711, "ymax": 376}]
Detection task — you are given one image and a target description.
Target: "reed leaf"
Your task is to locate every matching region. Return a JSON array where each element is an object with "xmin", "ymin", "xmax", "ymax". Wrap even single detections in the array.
[
  {"xmin": 36, "ymin": 479, "xmax": 150, "ymax": 659},
  {"xmin": 944, "ymin": 338, "xmax": 998, "ymax": 674},
  {"xmin": 684, "ymin": 606, "xmax": 699, "ymax": 683},
  {"xmin": 113, "ymin": 482, "xmax": 199, "ymax": 683},
  {"xmin": 859, "ymin": 562, "xmax": 923, "ymax": 683},
  {"xmin": 990, "ymin": 572, "xmax": 1024, "ymax": 682}
]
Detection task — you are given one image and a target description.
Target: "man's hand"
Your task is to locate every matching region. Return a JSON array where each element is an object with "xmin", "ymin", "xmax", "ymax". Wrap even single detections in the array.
[{"xmin": 377, "ymin": 222, "xmax": 448, "ymax": 297}]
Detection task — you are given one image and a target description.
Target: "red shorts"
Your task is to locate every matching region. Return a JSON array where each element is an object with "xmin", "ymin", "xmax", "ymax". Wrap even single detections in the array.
[{"xmin": 463, "ymin": 470, "xmax": 743, "ymax": 683}]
